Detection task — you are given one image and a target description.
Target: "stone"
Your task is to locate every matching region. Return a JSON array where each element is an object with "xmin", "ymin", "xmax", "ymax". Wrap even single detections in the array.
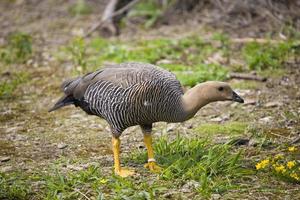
[
  {"xmin": 57, "ymin": 143, "xmax": 68, "ymax": 149},
  {"xmin": 0, "ymin": 166, "xmax": 13, "ymax": 173},
  {"xmin": 265, "ymin": 101, "xmax": 283, "ymax": 108},
  {"xmin": 211, "ymin": 193, "xmax": 221, "ymax": 200},
  {"xmin": 0, "ymin": 156, "xmax": 10, "ymax": 162},
  {"xmin": 167, "ymin": 124, "xmax": 176, "ymax": 132}
]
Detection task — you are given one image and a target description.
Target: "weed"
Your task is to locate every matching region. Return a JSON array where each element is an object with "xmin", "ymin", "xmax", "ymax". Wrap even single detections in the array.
[{"xmin": 0, "ymin": 32, "xmax": 32, "ymax": 64}]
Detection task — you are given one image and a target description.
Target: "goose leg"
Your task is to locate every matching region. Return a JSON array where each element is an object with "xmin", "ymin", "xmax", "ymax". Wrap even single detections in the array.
[
  {"xmin": 112, "ymin": 137, "xmax": 134, "ymax": 177},
  {"xmin": 143, "ymin": 133, "xmax": 162, "ymax": 173}
]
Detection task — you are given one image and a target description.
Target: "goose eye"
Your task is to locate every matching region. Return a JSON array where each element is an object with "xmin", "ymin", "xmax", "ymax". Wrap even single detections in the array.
[{"xmin": 218, "ymin": 86, "xmax": 224, "ymax": 91}]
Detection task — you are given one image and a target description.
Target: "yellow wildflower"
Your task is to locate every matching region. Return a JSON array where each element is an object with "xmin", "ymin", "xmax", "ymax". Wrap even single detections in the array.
[
  {"xmin": 256, "ymin": 159, "xmax": 270, "ymax": 170},
  {"xmin": 290, "ymin": 173, "xmax": 300, "ymax": 181},
  {"xmin": 288, "ymin": 146, "xmax": 297, "ymax": 152},
  {"xmin": 287, "ymin": 161, "xmax": 296, "ymax": 169},
  {"xmin": 274, "ymin": 154, "xmax": 283, "ymax": 160},
  {"xmin": 274, "ymin": 164, "xmax": 286, "ymax": 173}
]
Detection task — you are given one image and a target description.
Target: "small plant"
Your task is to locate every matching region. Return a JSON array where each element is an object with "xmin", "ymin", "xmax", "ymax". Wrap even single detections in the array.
[
  {"xmin": 66, "ymin": 37, "xmax": 88, "ymax": 74},
  {"xmin": 0, "ymin": 32, "xmax": 32, "ymax": 64},
  {"xmin": 255, "ymin": 146, "xmax": 300, "ymax": 183}
]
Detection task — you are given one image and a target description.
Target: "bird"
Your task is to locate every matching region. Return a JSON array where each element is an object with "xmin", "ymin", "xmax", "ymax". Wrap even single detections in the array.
[{"xmin": 49, "ymin": 62, "xmax": 244, "ymax": 177}]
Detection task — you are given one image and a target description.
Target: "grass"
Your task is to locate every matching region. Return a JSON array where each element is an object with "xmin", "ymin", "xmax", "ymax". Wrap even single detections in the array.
[
  {"xmin": 0, "ymin": 163, "xmax": 168, "ymax": 200},
  {"xmin": 59, "ymin": 34, "xmax": 298, "ymax": 88},
  {"xmin": 128, "ymin": 136, "xmax": 248, "ymax": 197},
  {"xmin": 0, "ymin": 72, "xmax": 29, "ymax": 99},
  {"xmin": 231, "ymin": 80, "xmax": 261, "ymax": 90},
  {"xmin": 196, "ymin": 122, "xmax": 247, "ymax": 136},
  {"xmin": 242, "ymin": 41, "xmax": 294, "ymax": 71},
  {"xmin": 0, "ymin": 172, "xmax": 32, "ymax": 200},
  {"xmin": 60, "ymin": 35, "xmax": 226, "ymax": 86},
  {"xmin": 0, "ymin": 32, "xmax": 32, "ymax": 64},
  {"xmin": 126, "ymin": 0, "xmax": 165, "ymax": 28},
  {"xmin": 69, "ymin": 0, "xmax": 92, "ymax": 16}
]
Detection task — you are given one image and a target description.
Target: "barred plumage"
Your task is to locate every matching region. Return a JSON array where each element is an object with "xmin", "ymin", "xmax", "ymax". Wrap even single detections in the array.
[{"xmin": 50, "ymin": 62, "xmax": 185, "ymax": 136}]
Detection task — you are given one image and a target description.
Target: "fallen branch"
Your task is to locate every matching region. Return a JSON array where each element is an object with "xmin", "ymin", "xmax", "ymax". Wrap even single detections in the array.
[
  {"xmin": 84, "ymin": 0, "xmax": 140, "ymax": 37},
  {"xmin": 231, "ymin": 38, "xmax": 284, "ymax": 44},
  {"xmin": 229, "ymin": 72, "xmax": 267, "ymax": 82}
]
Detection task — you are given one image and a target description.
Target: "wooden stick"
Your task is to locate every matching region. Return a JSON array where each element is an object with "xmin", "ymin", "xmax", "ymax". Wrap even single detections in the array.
[
  {"xmin": 84, "ymin": 0, "xmax": 140, "ymax": 37},
  {"xmin": 229, "ymin": 72, "xmax": 267, "ymax": 82}
]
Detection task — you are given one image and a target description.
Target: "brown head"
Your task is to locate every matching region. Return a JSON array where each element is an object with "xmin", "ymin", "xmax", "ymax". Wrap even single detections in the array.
[
  {"xmin": 182, "ymin": 81, "xmax": 244, "ymax": 120},
  {"xmin": 198, "ymin": 81, "xmax": 244, "ymax": 103}
]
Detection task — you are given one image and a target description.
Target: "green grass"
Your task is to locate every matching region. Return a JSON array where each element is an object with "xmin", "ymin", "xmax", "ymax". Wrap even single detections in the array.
[
  {"xmin": 196, "ymin": 122, "xmax": 247, "ymax": 136},
  {"xmin": 126, "ymin": 0, "xmax": 164, "ymax": 28},
  {"xmin": 69, "ymin": 0, "xmax": 92, "ymax": 16},
  {"xmin": 0, "ymin": 72, "xmax": 29, "ymax": 99},
  {"xmin": 242, "ymin": 41, "xmax": 294, "ymax": 71},
  {"xmin": 0, "ymin": 163, "xmax": 168, "ymax": 200},
  {"xmin": 0, "ymin": 172, "xmax": 32, "ymax": 200},
  {"xmin": 0, "ymin": 32, "xmax": 32, "ymax": 64},
  {"xmin": 231, "ymin": 80, "xmax": 261, "ymax": 90},
  {"xmin": 129, "ymin": 136, "xmax": 248, "ymax": 197},
  {"xmin": 60, "ymin": 35, "xmax": 227, "ymax": 86}
]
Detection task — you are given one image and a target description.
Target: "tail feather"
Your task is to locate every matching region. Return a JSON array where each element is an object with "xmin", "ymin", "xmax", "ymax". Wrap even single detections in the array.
[{"xmin": 48, "ymin": 95, "xmax": 75, "ymax": 112}]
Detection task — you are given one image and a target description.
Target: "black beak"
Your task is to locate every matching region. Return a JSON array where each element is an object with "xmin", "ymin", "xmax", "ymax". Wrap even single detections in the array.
[{"xmin": 232, "ymin": 91, "xmax": 244, "ymax": 103}]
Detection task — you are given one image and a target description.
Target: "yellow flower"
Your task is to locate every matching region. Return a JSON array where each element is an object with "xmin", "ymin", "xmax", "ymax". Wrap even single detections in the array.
[
  {"xmin": 274, "ymin": 164, "xmax": 286, "ymax": 173},
  {"xmin": 287, "ymin": 161, "xmax": 296, "ymax": 169},
  {"xmin": 274, "ymin": 154, "xmax": 283, "ymax": 160},
  {"xmin": 290, "ymin": 173, "xmax": 300, "ymax": 181},
  {"xmin": 288, "ymin": 146, "xmax": 297, "ymax": 152},
  {"xmin": 99, "ymin": 178, "xmax": 108, "ymax": 184},
  {"xmin": 256, "ymin": 159, "xmax": 270, "ymax": 170}
]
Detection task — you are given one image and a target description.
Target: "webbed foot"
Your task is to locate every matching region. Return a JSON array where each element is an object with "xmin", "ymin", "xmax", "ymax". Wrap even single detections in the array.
[{"xmin": 144, "ymin": 162, "xmax": 162, "ymax": 173}]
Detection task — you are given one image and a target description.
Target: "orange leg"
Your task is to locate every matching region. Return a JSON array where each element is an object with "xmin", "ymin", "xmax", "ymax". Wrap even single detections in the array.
[{"xmin": 143, "ymin": 134, "xmax": 162, "ymax": 173}]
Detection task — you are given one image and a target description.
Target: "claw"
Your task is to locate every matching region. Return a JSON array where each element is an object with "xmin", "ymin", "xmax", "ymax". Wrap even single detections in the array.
[{"xmin": 144, "ymin": 161, "xmax": 162, "ymax": 173}]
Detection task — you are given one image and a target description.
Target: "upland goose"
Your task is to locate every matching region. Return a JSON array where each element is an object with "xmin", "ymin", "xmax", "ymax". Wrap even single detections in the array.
[{"xmin": 49, "ymin": 62, "xmax": 244, "ymax": 177}]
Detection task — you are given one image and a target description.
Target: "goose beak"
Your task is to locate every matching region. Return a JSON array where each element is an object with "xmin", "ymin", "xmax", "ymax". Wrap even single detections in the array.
[{"xmin": 232, "ymin": 91, "xmax": 244, "ymax": 103}]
